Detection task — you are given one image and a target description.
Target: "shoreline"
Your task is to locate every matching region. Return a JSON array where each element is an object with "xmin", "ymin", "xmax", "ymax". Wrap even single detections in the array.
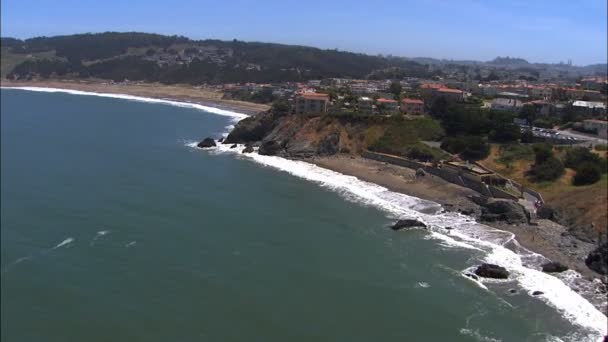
[
  {"xmin": 5, "ymin": 85, "xmax": 607, "ymax": 333},
  {"xmin": 305, "ymin": 154, "xmax": 607, "ymax": 313},
  {"xmin": 0, "ymin": 79, "xmax": 269, "ymax": 116}
]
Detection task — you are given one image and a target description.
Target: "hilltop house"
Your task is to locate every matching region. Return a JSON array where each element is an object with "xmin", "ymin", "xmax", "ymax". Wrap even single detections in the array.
[
  {"xmin": 358, "ymin": 97, "xmax": 374, "ymax": 115},
  {"xmin": 294, "ymin": 92, "xmax": 330, "ymax": 115},
  {"xmin": 376, "ymin": 98, "xmax": 399, "ymax": 114},
  {"xmin": 491, "ymin": 98, "xmax": 524, "ymax": 112},
  {"xmin": 400, "ymin": 98, "xmax": 424, "ymax": 115}
]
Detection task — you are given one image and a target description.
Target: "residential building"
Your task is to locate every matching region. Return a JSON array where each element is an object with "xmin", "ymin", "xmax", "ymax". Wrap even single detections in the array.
[
  {"xmin": 525, "ymin": 85, "xmax": 552, "ymax": 99},
  {"xmin": 358, "ymin": 97, "xmax": 374, "ymax": 115},
  {"xmin": 582, "ymin": 119, "xmax": 608, "ymax": 139},
  {"xmin": 294, "ymin": 93, "xmax": 330, "ymax": 115},
  {"xmin": 376, "ymin": 98, "xmax": 399, "ymax": 114},
  {"xmin": 491, "ymin": 98, "xmax": 524, "ymax": 112},
  {"xmin": 523, "ymin": 100, "xmax": 554, "ymax": 116},
  {"xmin": 496, "ymin": 92, "xmax": 529, "ymax": 100},
  {"xmin": 572, "ymin": 101, "xmax": 607, "ymax": 116},
  {"xmin": 400, "ymin": 98, "xmax": 425, "ymax": 115},
  {"xmin": 435, "ymin": 87, "xmax": 466, "ymax": 102}
]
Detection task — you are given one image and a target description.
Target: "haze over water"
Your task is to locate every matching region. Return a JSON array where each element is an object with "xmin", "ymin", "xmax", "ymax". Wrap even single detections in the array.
[{"xmin": 0, "ymin": 89, "xmax": 604, "ymax": 341}]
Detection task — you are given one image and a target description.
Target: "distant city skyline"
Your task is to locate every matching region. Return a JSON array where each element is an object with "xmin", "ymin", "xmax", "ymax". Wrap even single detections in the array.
[{"xmin": 1, "ymin": 0, "xmax": 607, "ymax": 65}]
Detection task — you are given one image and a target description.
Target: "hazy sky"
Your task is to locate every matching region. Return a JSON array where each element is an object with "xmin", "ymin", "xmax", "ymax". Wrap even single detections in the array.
[{"xmin": 1, "ymin": 0, "xmax": 607, "ymax": 65}]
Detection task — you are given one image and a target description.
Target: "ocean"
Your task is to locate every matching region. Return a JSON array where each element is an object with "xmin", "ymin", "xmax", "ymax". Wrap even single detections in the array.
[{"xmin": 1, "ymin": 88, "xmax": 606, "ymax": 341}]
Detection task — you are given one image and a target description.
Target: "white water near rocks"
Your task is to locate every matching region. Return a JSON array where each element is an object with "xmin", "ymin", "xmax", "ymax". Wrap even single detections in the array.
[{"xmin": 6, "ymin": 86, "xmax": 606, "ymax": 340}]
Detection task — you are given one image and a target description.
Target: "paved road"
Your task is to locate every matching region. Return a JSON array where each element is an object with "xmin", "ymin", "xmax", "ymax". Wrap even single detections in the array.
[{"xmin": 557, "ymin": 129, "xmax": 607, "ymax": 147}]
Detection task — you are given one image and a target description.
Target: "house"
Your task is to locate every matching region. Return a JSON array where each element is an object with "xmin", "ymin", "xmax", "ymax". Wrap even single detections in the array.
[
  {"xmin": 376, "ymin": 98, "xmax": 399, "ymax": 114},
  {"xmin": 491, "ymin": 98, "xmax": 523, "ymax": 112},
  {"xmin": 294, "ymin": 93, "xmax": 330, "ymax": 115},
  {"xmin": 496, "ymin": 92, "xmax": 529, "ymax": 100},
  {"xmin": 400, "ymin": 98, "xmax": 424, "ymax": 115},
  {"xmin": 572, "ymin": 101, "xmax": 607, "ymax": 116},
  {"xmin": 523, "ymin": 100, "xmax": 554, "ymax": 116},
  {"xmin": 358, "ymin": 97, "xmax": 374, "ymax": 115},
  {"xmin": 525, "ymin": 85, "xmax": 552, "ymax": 100},
  {"xmin": 435, "ymin": 87, "xmax": 466, "ymax": 102},
  {"xmin": 582, "ymin": 119, "xmax": 608, "ymax": 139}
]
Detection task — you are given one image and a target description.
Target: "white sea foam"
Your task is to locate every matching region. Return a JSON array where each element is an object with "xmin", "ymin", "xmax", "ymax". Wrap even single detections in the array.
[
  {"xmin": 53, "ymin": 237, "xmax": 74, "ymax": 249},
  {"xmin": 190, "ymin": 142, "xmax": 607, "ymax": 339},
  {"xmin": 125, "ymin": 241, "xmax": 137, "ymax": 248},
  {"xmin": 1, "ymin": 86, "xmax": 249, "ymax": 123},
  {"xmin": 416, "ymin": 282, "xmax": 430, "ymax": 288},
  {"xmin": 6, "ymin": 86, "xmax": 604, "ymax": 339},
  {"xmin": 90, "ymin": 230, "xmax": 111, "ymax": 246}
]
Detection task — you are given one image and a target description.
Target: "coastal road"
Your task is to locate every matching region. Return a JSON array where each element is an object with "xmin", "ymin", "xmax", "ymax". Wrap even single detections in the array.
[{"xmin": 558, "ymin": 129, "xmax": 607, "ymax": 147}]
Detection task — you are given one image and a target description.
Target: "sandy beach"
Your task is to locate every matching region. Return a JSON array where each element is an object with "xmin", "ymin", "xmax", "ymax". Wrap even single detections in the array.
[{"xmin": 0, "ymin": 79, "xmax": 270, "ymax": 115}]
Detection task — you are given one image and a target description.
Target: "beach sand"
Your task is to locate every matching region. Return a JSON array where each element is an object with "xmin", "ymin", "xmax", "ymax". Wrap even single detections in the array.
[{"xmin": 1, "ymin": 79, "xmax": 270, "ymax": 115}]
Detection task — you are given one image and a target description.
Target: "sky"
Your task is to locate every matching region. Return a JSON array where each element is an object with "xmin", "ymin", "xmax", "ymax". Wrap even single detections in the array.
[{"xmin": 1, "ymin": 0, "xmax": 606, "ymax": 65}]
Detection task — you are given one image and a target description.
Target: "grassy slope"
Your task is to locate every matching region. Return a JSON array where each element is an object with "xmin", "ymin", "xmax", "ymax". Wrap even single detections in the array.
[{"xmin": 479, "ymin": 145, "xmax": 607, "ymax": 233}]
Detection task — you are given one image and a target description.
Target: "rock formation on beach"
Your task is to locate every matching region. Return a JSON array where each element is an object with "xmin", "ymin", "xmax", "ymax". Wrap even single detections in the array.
[{"xmin": 474, "ymin": 263, "xmax": 510, "ymax": 279}]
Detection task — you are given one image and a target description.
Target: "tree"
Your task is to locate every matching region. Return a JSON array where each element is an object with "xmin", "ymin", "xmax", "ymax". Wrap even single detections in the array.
[
  {"xmin": 527, "ymin": 144, "xmax": 564, "ymax": 182},
  {"xmin": 389, "ymin": 81, "xmax": 403, "ymax": 101},
  {"xmin": 572, "ymin": 162, "xmax": 601, "ymax": 185}
]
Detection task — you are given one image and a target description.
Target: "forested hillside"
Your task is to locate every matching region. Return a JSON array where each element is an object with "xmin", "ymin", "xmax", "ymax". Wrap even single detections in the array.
[{"xmin": 1, "ymin": 32, "xmax": 435, "ymax": 83}]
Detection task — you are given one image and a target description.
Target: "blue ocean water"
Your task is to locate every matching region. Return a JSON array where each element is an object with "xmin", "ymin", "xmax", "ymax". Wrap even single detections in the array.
[{"xmin": 1, "ymin": 88, "xmax": 605, "ymax": 341}]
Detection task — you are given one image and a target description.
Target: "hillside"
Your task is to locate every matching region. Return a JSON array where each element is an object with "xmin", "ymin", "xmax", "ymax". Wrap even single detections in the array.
[
  {"xmin": 0, "ymin": 32, "xmax": 435, "ymax": 84},
  {"xmin": 2, "ymin": 32, "xmax": 605, "ymax": 84},
  {"xmin": 479, "ymin": 145, "xmax": 607, "ymax": 240}
]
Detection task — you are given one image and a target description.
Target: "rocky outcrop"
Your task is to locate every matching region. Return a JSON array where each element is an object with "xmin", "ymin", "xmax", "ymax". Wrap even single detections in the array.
[
  {"xmin": 258, "ymin": 140, "xmax": 282, "ymax": 156},
  {"xmin": 474, "ymin": 263, "xmax": 509, "ymax": 279},
  {"xmin": 197, "ymin": 137, "xmax": 216, "ymax": 148},
  {"xmin": 242, "ymin": 145, "xmax": 254, "ymax": 153},
  {"xmin": 585, "ymin": 242, "xmax": 608, "ymax": 275},
  {"xmin": 230, "ymin": 144, "xmax": 237, "ymax": 149},
  {"xmin": 391, "ymin": 219, "xmax": 427, "ymax": 230},
  {"xmin": 317, "ymin": 131, "xmax": 340, "ymax": 156},
  {"xmin": 541, "ymin": 261, "xmax": 569, "ymax": 273},
  {"xmin": 224, "ymin": 111, "xmax": 276, "ymax": 144},
  {"xmin": 537, "ymin": 206, "xmax": 557, "ymax": 220},
  {"xmin": 480, "ymin": 199, "xmax": 530, "ymax": 225}
]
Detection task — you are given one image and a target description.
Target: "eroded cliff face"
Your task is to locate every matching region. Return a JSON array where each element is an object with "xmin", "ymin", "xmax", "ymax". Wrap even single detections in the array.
[{"xmin": 224, "ymin": 110, "xmax": 382, "ymax": 158}]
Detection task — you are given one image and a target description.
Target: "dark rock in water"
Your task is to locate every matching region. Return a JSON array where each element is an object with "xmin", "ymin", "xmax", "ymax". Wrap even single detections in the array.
[
  {"xmin": 242, "ymin": 145, "xmax": 254, "ymax": 153},
  {"xmin": 445, "ymin": 226, "xmax": 454, "ymax": 230},
  {"xmin": 416, "ymin": 168, "xmax": 426, "ymax": 177},
  {"xmin": 317, "ymin": 131, "xmax": 340, "ymax": 156},
  {"xmin": 480, "ymin": 199, "xmax": 530, "ymax": 224},
  {"xmin": 258, "ymin": 140, "xmax": 282, "ymax": 156},
  {"xmin": 532, "ymin": 291, "xmax": 544, "ymax": 296},
  {"xmin": 197, "ymin": 137, "xmax": 216, "ymax": 148},
  {"xmin": 508, "ymin": 288, "xmax": 518, "ymax": 294},
  {"xmin": 474, "ymin": 263, "xmax": 509, "ymax": 279},
  {"xmin": 460, "ymin": 209, "xmax": 474, "ymax": 216},
  {"xmin": 541, "ymin": 262, "xmax": 569, "ymax": 273},
  {"xmin": 230, "ymin": 144, "xmax": 238, "ymax": 149},
  {"xmin": 585, "ymin": 242, "xmax": 608, "ymax": 275},
  {"xmin": 218, "ymin": 137, "xmax": 224, "ymax": 143},
  {"xmin": 391, "ymin": 219, "xmax": 427, "ymax": 231}
]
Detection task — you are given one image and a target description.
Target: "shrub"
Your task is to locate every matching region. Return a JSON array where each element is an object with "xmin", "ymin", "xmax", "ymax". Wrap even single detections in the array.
[
  {"xmin": 528, "ymin": 156, "xmax": 565, "ymax": 182},
  {"xmin": 497, "ymin": 144, "xmax": 534, "ymax": 164},
  {"xmin": 406, "ymin": 144, "xmax": 446, "ymax": 162},
  {"xmin": 573, "ymin": 162, "xmax": 601, "ymax": 185},
  {"xmin": 564, "ymin": 147, "xmax": 607, "ymax": 174},
  {"xmin": 595, "ymin": 144, "xmax": 608, "ymax": 151},
  {"xmin": 440, "ymin": 136, "xmax": 490, "ymax": 161}
]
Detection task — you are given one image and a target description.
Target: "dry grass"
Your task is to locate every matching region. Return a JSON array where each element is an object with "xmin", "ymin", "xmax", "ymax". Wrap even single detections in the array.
[{"xmin": 479, "ymin": 145, "xmax": 607, "ymax": 232}]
